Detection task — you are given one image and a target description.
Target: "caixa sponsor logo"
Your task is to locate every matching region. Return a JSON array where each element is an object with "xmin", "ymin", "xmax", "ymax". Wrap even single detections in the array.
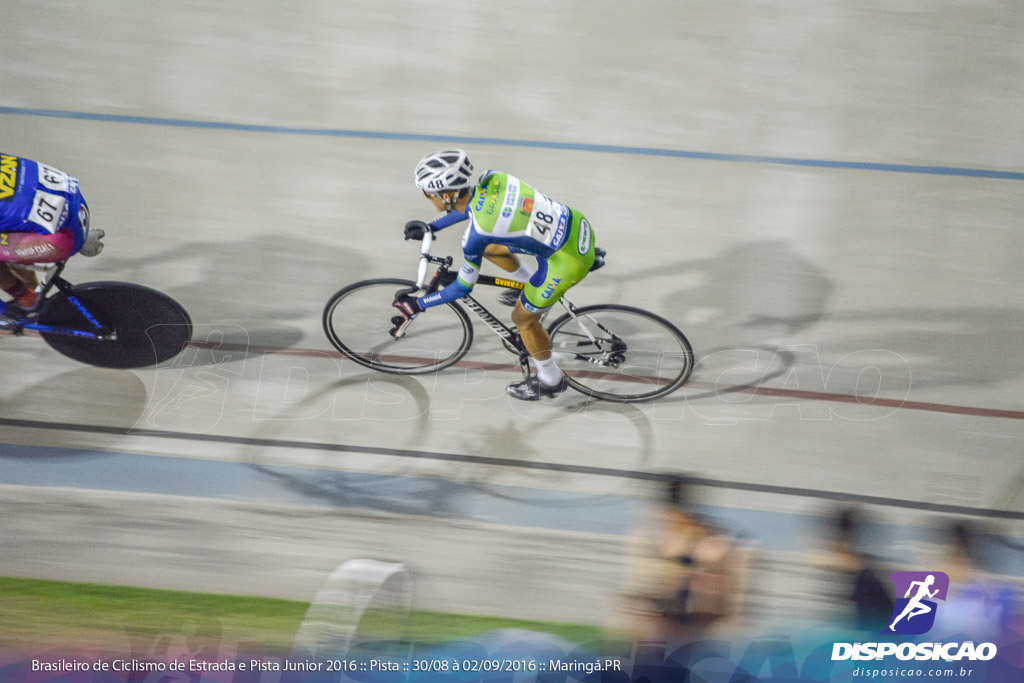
[
  {"xmin": 541, "ymin": 277, "xmax": 562, "ymax": 299},
  {"xmin": 831, "ymin": 641, "xmax": 997, "ymax": 662}
]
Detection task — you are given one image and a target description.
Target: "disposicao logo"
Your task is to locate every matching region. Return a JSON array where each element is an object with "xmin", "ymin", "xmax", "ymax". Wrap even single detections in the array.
[
  {"xmin": 884, "ymin": 571, "xmax": 949, "ymax": 635},
  {"xmin": 831, "ymin": 570, "xmax": 998, "ymax": 663}
]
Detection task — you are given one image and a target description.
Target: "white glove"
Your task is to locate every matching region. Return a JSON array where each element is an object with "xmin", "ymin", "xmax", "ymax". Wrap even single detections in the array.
[{"xmin": 80, "ymin": 228, "xmax": 105, "ymax": 257}]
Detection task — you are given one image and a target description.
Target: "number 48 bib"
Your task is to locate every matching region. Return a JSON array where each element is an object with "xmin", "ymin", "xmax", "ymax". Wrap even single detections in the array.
[{"xmin": 525, "ymin": 192, "xmax": 569, "ymax": 249}]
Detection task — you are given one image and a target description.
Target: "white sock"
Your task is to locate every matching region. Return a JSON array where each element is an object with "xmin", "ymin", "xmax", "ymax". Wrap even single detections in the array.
[
  {"xmin": 534, "ymin": 356, "xmax": 563, "ymax": 386},
  {"xmin": 507, "ymin": 262, "xmax": 536, "ymax": 283}
]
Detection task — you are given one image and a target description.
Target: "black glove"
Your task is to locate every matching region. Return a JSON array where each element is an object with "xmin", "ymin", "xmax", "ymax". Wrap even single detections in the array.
[
  {"xmin": 404, "ymin": 220, "xmax": 432, "ymax": 241},
  {"xmin": 390, "ymin": 288, "xmax": 421, "ymax": 337}
]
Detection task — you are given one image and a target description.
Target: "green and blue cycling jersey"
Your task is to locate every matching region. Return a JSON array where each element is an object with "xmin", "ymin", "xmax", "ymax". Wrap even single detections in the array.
[{"xmin": 418, "ymin": 172, "xmax": 596, "ymax": 313}]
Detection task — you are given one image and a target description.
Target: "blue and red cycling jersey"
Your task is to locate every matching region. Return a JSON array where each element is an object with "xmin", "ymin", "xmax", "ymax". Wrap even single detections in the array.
[{"xmin": 0, "ymin": 153, "xmax": 90, "ymax": 258}]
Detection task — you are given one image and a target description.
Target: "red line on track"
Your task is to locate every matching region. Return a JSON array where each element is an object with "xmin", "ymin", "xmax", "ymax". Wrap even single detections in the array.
[{"xmin": 185, "ymin": 341, "xmax": 1024, "ymax": 421}]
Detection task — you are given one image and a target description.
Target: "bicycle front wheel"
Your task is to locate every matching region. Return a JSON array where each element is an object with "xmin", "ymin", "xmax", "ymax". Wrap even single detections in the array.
[
  {"xmin": 37, "ymin": 281, "xmax": 193, "ymax": 369},
  {"xmin": 323, "ymin": 278, "xmax": 473, "ymax": 375},
  {"xmin": 546, "ymin": 304, "xmax": 694, "ymax": 402}
]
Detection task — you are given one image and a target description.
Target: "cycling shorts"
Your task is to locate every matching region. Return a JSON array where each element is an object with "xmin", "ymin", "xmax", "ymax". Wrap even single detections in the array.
[{"xmin": 522, "ymin": 211, "xmax": 595, "ymax": 312}]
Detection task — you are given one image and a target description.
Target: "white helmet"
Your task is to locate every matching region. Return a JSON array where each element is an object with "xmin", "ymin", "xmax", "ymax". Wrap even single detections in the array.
[{"xmin": 414, "ymin": 149, "xmax": 474, "ymax": 194}]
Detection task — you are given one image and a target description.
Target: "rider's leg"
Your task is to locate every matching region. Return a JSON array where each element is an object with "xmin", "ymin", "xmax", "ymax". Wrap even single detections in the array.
[
  {"xmin": 0, "ymin": 265, "xmax": 17, "ymax": 291},
  {"xmin": 511, "ymin": 302, "xmax": 562, "ymax": 385},
  {"xmin": 484, "ymin": 244, "xmax": 534, "ymax": 281},
  {"xmin": 506, "ymin": 301, "xmax": 567, "ymax": 401},
  {"xmin": 11, "ymin": 267, "xmax": 38, "ymax": 290},
  {"xmin": 0, "ymin": 230, "xmax": 74, "ymax": 310},
  {"xmin": 0, "ymin": 265, "xmax": 38, "ymax": 309},
  {"xmin": 485, "ymin": 244, "xmax": 535, "ymax": 307},
  {"xmin": 506, "ymin": 214, "xmax": 596, "ymax": 399},
  {"xmin": 513, "ymin": 257, "xmax": 592, "ymax": 389}
]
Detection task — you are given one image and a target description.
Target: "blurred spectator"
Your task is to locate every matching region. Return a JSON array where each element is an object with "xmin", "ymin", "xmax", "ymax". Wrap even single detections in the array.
[
  {"xmin": 618, "ymin": 475, "xmax": 750, "ymax": 642},
  {"xmin": 808, "ymin": 507, "xmax": 894, "ymax": 632},
  {"xmin": 931, "ymin": 519, "xmax": 1021, "ymax": 641}
]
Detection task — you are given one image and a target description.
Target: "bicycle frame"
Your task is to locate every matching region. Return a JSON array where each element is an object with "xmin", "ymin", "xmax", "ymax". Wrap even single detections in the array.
[
  {"xmin": 411, "ymin": 230, "xmax": 607, "ymax": 380},
  {"xmin": 322, "ymin": 231, "xmax": 690, "ymax": 400},
  {"xmin": 0, "ymin": 262, "xmax": 112, "ymax": 340},
  {"xmin": 419, "ymin": 262, "xmax": 532, "ymax": 378}
]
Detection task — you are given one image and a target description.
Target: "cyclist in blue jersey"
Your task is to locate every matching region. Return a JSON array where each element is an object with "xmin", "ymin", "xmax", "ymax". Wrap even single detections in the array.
[
  {"xmin": 392, "ymin": 150, "xmax": 597, "ymax": 401},
  {"xmin": 0, "ymin": 154, "xmax": 104, "ymax": 314}
]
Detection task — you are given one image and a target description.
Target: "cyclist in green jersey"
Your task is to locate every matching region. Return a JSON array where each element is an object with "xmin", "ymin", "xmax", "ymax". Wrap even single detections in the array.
[{"xmin": 393, "ymin": 150, "xmax": 597, "ymax": 401}]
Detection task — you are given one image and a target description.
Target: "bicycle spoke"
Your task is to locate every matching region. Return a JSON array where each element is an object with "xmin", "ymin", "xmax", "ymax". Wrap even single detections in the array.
[
  {"xmin": 548, "ymin": 305, "xmax": 693, "ymax": 402},
  {"xmin": 323, "ymin": 279, "xmax": 473, "ymax": 375}
]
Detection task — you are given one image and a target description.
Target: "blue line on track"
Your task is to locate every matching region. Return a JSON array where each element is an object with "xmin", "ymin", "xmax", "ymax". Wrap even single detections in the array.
[
  {"xmin": 3, "ymin": 106, "xmax": 1023, "ymax": 181},
  {"xmin": 3, "ymin": 444, "xmax": 1023, "ymax": 575}
]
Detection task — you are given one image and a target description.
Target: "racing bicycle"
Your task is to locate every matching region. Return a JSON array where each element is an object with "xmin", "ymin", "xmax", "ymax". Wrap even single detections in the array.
[
  {"xmin": 322, "ymin": 230, "xmax": 694, "ymax": 402},
  {"xmin": 323, "ymin": 229, "xmax": 692, "ymax": 403},
  {"xmin": 0, "ymin": 262, "xmax": 192, "ymax": 369}
]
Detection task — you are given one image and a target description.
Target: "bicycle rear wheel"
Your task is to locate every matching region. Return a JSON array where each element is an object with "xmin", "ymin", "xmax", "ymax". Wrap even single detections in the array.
[
  {"xmin": 37, "ymin": 281, "xmax": 193, "ymax": 369},
  {"xmin": 323, "ymin": 278, "xmax": 473, "ymax": 375},
  {"xmin": 546, "ymin": 304, "xmax": 694, "ymax": 402}
]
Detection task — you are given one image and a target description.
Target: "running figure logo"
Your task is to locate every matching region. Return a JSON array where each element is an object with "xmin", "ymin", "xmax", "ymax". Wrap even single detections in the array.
[{"xmin": 884, "ymin": 571, "xmax": 950, "ymax": 635}]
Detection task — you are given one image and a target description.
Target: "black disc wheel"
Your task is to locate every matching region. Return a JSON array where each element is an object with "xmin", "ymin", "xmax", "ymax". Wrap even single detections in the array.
[{"xmin": 37, "ymin": 281, "xmax": 192, "ymax": 369}]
